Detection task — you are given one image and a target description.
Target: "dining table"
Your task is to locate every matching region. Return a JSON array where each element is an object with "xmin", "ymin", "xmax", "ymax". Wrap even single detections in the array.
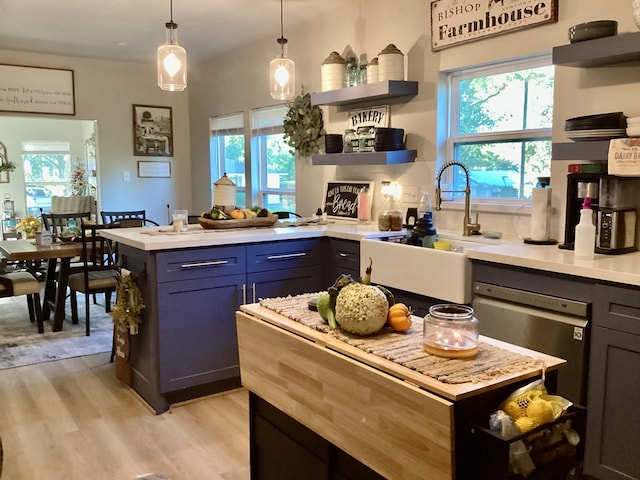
[{"xmin": 0, "ymin": 239, "xmax": 84, "ymax": 332}]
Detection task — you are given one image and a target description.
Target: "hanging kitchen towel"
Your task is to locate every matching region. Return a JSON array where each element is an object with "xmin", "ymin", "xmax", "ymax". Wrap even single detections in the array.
[{"xmin": 530, "ymin": 187, "xmax": 551, "ymax": 241}]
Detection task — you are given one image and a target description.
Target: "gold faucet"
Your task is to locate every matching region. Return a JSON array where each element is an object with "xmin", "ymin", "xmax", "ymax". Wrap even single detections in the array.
[{"xmin": 434, "ymin": 161, "xmax": 481, "ymax": 237}]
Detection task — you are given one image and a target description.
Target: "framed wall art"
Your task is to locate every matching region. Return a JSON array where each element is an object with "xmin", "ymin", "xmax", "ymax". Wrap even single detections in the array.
[
  {"xmin": 132, "ymin": 104, "xmax": 173, "ymax": 157},
  {"xmin": 431, "ymin": 0, "xmax": 558, "ymax": 51},
  {"xmin": 137, "ymin": 161, "xmax": 171, "ymax": 178},
  {"xmin": 0, "ymin": 64, "xmax": 75, "ymax": 115}
]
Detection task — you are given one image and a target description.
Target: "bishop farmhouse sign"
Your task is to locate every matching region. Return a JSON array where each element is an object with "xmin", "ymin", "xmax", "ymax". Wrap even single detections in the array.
[{"xmin": 431, "ymin": 0, "xmax": 558, "ymax": 51}]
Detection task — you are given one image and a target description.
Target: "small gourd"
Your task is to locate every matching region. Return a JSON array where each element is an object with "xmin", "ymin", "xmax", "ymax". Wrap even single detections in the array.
[{"xmin": 387, "ymin": 302, "xmax": 412, "ymax": 332}]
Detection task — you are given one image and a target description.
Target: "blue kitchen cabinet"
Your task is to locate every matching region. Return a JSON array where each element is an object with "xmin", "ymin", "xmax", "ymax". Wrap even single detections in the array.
[
  {"xmin": 585, "ymin": 283, "xmax": 640, "ymax": 480},
  {"xmin": 247, "ymin": 239, "xmax": 324, "ymax": 301},
  {"xmin": 118, "ymin": 239, "xmax": 323, "ymax": 414},
  {"xmin": 323, "ymin": 238, "xmax": 361, "ymax": 287}
]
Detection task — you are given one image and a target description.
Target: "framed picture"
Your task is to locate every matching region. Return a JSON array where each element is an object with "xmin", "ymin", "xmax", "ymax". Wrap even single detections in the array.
[
  {"xmin": 322, "ymin": 181, "xmax": 375, "ymax": 221},
  {"xmin": 0, "ymin": 63, "xmax": 75, "ymax": 115},
  {"xmin": 430, "ymin": 0, "xmax": 558, "ymax": 51},
  {"xmin": 137, "ymin": 161, "xmax": 171, "ymax": 178},
  {"xmin": 132, "ymin": 104, "xmax": 173, "ymax": 157}
]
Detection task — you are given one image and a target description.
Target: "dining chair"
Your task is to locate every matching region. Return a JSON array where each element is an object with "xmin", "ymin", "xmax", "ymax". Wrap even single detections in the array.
[
  {"xmin": 67, "ymin": 224, "xmax": 118, "ymax": 336},
  {"xmin": 0, "ymin": 271, "xmax": 44, "ymax": 333},
  {"xmin": 42, "ymin": 212, "xmax": 92, "ymax": 239},
  {"xmin": 100, "ymin": 210, "xmax": 159, "ymax": 226}
]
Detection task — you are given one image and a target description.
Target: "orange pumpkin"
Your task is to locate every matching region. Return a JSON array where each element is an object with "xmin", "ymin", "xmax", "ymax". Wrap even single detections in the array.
[{"xmin": 387, "ymin": 302, "xmax": 412, "ymax": 332}]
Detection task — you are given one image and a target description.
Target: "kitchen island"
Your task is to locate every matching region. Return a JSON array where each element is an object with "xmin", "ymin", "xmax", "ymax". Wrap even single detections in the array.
[
  {"xmin": 100, "ymin": 222, "xmax": 403, "ymax": 414},
  {"xmin": 236, "ymin": 297, "xmax": 570, "ymax": 480}
]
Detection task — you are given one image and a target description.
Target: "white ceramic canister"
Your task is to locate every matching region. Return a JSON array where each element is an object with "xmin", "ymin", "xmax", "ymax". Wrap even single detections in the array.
[
  {"xmin": 321, "ymin": 51, "xmax": 347, "ymax": 92},
  {"xmin": 378, "ymin": 44, "xmax": 404, "ymax": 81},
  {"xmin": 367, "ymin": 57, "xmax": 379, "ymax": 84}
]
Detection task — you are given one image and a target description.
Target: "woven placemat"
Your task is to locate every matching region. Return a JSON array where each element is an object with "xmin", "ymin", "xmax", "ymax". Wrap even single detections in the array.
[{"xmin": 259, "ymin": 294, "xmax": 542, "ymax": 385}]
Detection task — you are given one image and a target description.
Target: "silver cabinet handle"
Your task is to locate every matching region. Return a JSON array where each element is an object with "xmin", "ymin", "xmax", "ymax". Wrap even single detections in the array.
[
  {"xmin": 252, "ymin": 283, "xmax": 256, "ymax": 303},
  {"xmin": 266, "ymin": 252, "xmax": 306, "ymax": 260},
  {"xmin": 180, "ymin": 260, "xmax": 229, "ymax": 268},
  {"xmin": 242, "ymin": 284, "xmax": 247, "ymax": 305},
  {"xmin": 338, "ymin": 252, "xmax": 350, "ymax": 257}
]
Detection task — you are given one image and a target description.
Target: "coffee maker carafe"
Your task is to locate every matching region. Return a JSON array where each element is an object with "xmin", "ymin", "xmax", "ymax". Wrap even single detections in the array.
[{"xmin": 596, "ymin": 176, "xmax": 638, "ymax": 254}]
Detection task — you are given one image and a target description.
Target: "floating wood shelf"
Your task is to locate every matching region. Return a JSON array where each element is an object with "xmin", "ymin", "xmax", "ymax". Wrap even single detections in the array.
[
  {"xmin": 310, "ymin": 81, "xmax": 418, "ymax": 107},
  {"xmin": 553, "ymin": 32, "xmax": 640, "ymax": 68},
  {"xmin": 552, "ymin": 141, "xmax": 610, "ymax": 161},
  {"xmin": 311, "ymin": 150, "xmax": 417, "ymax": 166}
]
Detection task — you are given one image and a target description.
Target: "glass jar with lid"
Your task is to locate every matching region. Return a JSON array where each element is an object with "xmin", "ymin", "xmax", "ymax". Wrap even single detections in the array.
[
  {"xmin": 422, "ymin": 304, "xmax": 479, "ymax": 358},
  {"xmin": 343, "ymin": 129, "xmax": 358, "ymax": 153}
]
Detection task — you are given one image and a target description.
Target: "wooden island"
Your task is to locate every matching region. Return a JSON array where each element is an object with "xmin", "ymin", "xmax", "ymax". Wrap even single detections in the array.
[{"xmin": 236, "ymin": 297, "xmax": 572, "ymax": 480}]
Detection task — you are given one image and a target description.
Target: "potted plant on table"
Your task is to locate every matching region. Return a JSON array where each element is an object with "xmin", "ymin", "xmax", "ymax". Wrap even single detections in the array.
[{"xmin": 15, "ymin": 215, "xmax": 42, "ymax": 239}]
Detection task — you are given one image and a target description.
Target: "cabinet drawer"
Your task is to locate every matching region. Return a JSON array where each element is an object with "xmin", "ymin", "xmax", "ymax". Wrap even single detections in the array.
[
  {"xmin": 595, "ymin": 284, "xmax": 640, "ymax": 335},
  {"xmin": 247, "ymin": 239, "xmax": 322, "ymax": 273},
  {"xmin": 156, "ymin": 246, "xmax": 246, "ymax": 283},
  {"xmin": 327, "ymin": 239, "xmax": 360, "ymax": 271}
]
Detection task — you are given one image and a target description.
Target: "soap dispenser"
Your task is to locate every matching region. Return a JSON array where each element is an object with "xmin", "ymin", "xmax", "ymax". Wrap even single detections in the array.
[{"xmin": 574, "ymin": 197, "xmax": 596, "ymax": 259}]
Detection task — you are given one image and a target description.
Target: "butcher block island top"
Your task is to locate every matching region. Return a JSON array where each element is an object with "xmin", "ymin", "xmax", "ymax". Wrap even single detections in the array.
[{"xmin": 236, "ymin": 295, "xmax": 565, "ymax": 480}]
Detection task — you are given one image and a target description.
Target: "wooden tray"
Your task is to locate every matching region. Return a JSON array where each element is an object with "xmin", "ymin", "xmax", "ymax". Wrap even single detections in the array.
[{"xmin": 198, "ymin": 215, "xmax": 278, "ymax": 229}]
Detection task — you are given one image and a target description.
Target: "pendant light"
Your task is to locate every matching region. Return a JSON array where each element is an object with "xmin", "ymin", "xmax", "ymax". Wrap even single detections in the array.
[
  {"xmin": 157, "ymin": 0, "xmax": 187, "ymax": 92},
  {"xmin": 269, "ymin": 0, "xmax": 295, "ymax": 100}
]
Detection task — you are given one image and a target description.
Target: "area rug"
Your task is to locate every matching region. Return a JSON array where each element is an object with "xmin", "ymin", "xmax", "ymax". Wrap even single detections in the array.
[{"xmin": 0, "ymin": 293, "xmax": 113, "ymax": 370}]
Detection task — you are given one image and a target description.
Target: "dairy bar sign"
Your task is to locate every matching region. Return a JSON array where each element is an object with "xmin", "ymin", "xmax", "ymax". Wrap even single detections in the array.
[{"xmin": 430, "ymin": 0, "xmax": 558, "ymax": 51}]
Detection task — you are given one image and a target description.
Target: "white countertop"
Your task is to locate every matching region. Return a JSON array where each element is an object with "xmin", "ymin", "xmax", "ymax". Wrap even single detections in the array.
[
  {"xmin": 465, "ymin": 241, "xmax": 640, "ymax": 287},
  {"xmin": 99, "ymin": 221, "xmax": 404, "ymax": 251},
  {"xmin": 99, "ymin": 222, "xmax": 640, "ymax": 288}
]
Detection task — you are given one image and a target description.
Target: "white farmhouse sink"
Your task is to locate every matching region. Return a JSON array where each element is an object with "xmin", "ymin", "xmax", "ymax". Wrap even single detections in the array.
[{"xmin": 360, "ymin": 235, "xmax": 489, "ymax": 304}]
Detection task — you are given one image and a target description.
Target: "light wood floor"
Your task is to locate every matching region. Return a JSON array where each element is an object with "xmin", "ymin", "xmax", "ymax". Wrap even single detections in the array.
[{"xmin": 0, "ymin": 353, "xmax": 250, "ymax": 479}]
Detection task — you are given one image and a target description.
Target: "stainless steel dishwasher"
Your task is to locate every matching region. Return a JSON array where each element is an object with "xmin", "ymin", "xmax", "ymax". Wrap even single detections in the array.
[{"xmin": 472, "ymin": 281, "xmax": 591, "ymax": 406}]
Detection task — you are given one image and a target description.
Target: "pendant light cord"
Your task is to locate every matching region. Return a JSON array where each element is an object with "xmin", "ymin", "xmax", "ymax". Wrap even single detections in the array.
[
  {"xmin": 280, "ymin": 0, "xmax": 284, "ymax": 40},
  {"xmin": 170, "ymin": 0, "xmax": 174, "ymax": 23}
]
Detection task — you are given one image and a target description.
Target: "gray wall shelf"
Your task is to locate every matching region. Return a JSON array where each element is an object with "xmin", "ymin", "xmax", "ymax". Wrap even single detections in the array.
[
  {"xmin": 552, "ymin": 141, "xmax": 610, "ymax": 161},
  {"xmin": 553, "ymin": 32, "xmax": 640, "ymax": 68},
  {"xmin": 311, "ymin": 150, "xmax": 417, "ymax": 165},
  {"xmin": 310, "ymin": 81, "xmax": 418, "ymax": 107}
]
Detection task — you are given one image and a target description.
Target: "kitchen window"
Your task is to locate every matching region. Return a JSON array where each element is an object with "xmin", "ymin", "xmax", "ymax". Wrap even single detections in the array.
[
  {"xmin": 22, "ymin": 141, "xmax": 72, "ymax": 216},
  {"xmin": 250, "ymin": 105, "xmax": 296, "ymax": 212},
  {"xmin": 442, "ymin": 55, "xmax": 554, "ymax": 205},
  {"xmin": 210, "ymin": 112, "xmax": 246, "ymax": 206}
]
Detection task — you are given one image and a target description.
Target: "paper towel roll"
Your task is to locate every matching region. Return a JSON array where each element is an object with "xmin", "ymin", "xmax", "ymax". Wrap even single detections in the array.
[{"xmin": 530, "ymin": 187, "xmax": 551, "ymax": 241}]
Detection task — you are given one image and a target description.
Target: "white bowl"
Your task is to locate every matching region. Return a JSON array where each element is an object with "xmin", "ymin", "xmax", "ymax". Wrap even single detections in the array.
[
  {"xmin": 627, "ymin": 116, "xmax": 640, "ymax": 126},
  {"xmin": 627, "ymin": 126, "xmax": 640, "ymax": 137}
]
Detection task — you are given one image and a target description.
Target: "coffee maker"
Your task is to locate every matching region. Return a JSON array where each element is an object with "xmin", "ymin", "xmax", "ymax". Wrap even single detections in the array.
[
  {"xmin": 560, "ymin": 172, "xmax": 602, "ymax": 250},
  {"xmin": 596, "ymin": 176, "xmax": 637, "ymax": 254}
]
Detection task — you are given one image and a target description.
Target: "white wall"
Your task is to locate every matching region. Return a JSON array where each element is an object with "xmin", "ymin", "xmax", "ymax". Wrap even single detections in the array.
[
  {"xmin": 189, "ymin": 0, "xmax": 640, "ymax": 239},
  {"xmin": 0, "ymin": 50, "xmax": 191, "ymax": 225}
]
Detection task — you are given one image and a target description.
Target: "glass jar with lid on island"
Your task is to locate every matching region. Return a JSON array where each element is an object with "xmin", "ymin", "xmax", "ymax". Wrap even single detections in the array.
[{"xmin": 423, "ymin": 304, "xmax": 479, "ymax": 359}]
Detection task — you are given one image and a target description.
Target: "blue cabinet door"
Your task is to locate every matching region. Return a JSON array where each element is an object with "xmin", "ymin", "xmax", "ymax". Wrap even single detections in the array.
[
  {"xmin": 157, "ymin": 273, "xmax": 245, "ymax": 392},
  {"xmin": 248, "ymin": 265, "xmax": 323, "ymax": 302}
]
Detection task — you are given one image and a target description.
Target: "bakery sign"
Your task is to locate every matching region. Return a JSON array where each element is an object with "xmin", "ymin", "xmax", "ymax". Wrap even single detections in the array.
[{"xmin": 430, "ymin": 0, "xmax": 558, "ymax": 51}]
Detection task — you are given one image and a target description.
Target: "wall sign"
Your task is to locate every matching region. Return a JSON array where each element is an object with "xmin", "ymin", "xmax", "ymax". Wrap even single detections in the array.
[
  {"xmin": 431, "ymin": 0, "xmax": 558, "ymax": 51},
  {"xmin": 323, "ymin": 181, "xmax": 374, "ymax": 221},
  {"xmin": 0, "ymin": 64, "xmax": 75, "ymax": 115},
  {"xmin": 348, "ymin": 106, "xmax": 390, "ymax": 130}
]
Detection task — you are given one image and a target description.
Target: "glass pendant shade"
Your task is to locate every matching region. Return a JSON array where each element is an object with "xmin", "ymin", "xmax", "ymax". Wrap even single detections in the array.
[
  {"xmin": 270, "ymin": 42, "xmax": 295, "ymax": 100},
  {"xmin": 157, "ymin": 22, "xmax": 187, "ymax": 92}
]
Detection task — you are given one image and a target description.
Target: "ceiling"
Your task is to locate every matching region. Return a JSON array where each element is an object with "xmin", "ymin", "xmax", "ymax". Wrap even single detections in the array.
[{"xmin": 0, "ymin": 0, "xmax": 346, "ymax": 63}]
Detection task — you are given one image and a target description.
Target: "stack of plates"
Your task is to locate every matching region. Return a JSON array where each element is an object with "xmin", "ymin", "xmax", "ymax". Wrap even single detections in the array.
[
  {"xmin": 564, "ymin": 112, "xmax": 627, "ymax": 142},
  {"xmin": 375, "ymin": 127, "xmax": 405, "ymax": 151},
  {"xmin": 627, "ymin": 116, "xmax": 640, "ymax": 137}
]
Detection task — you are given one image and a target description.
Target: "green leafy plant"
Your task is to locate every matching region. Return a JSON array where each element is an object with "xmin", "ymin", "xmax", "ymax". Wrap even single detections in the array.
[
  {"xmin": 283, "ymin": 92, "xmax": 326, "ymax": 157},
  {"xmin": 0, "ymin": 156, "xmax": 16, "ymax": 172}
]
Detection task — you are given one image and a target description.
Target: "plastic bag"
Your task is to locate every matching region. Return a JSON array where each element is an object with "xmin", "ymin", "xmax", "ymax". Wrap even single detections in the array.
[{"xmin": 489, "ymin": 410, "xmax": 536, "ymax": 476}]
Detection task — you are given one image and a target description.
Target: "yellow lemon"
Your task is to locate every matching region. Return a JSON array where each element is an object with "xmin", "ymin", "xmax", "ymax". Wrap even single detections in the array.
[
  {"xmin": 515, "ymin": 416, "xmax": 538, "ymax": 433},
  {"xmin": 526, "ymin": 398, "xmax": 555, "ymax": 425}
]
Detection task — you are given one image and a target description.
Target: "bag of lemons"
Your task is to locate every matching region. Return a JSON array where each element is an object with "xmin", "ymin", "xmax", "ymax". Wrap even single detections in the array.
[{"xmin": 499, "ymin": 378, "xmax": 572, "ymax": 433}]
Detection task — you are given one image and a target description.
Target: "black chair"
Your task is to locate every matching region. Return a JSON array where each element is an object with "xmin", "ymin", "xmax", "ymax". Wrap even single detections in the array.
[
  {"xmin": 107, "ymin": 218, "xmax": 160, "ymax": 228},
  {"xmin": 100, "ymin": 210, "xmax": 159, "ymax": 226},
  {"xmin": 42, "ymin": 212, "xmax": 92, "ymax": 239},
  {"xmin": 0, "ymin": 272, "xmax": 44, "ymax": 333},
  {"xmin": 67, "ymin": 224, "xmax": 118, "ymax": 336},
  {"xmin": 273, "ymin": 211, "xmax": 302, "ymax": 219}
]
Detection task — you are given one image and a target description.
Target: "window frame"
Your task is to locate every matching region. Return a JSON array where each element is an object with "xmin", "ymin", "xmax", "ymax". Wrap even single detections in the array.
[
  {"xmin": 22, "ymin": 141, "xmax": 72, "ymax": 216},
  {"xmin": 210, "ymin": 112, "xmax": 247, "ymax": 206},
  {"xmin": 441, "ymin": 54, "xmax": 554, "ymax": 209}
]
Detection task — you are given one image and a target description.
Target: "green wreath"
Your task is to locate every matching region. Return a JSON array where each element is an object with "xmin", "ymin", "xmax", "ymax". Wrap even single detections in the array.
[
  {"xmin": 111, "ymin": 274, "xmax": 145, "ymax": 331},
  {"xmin": 283, "ymin": 92, "xmax": 326, "ymax": 157}
]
